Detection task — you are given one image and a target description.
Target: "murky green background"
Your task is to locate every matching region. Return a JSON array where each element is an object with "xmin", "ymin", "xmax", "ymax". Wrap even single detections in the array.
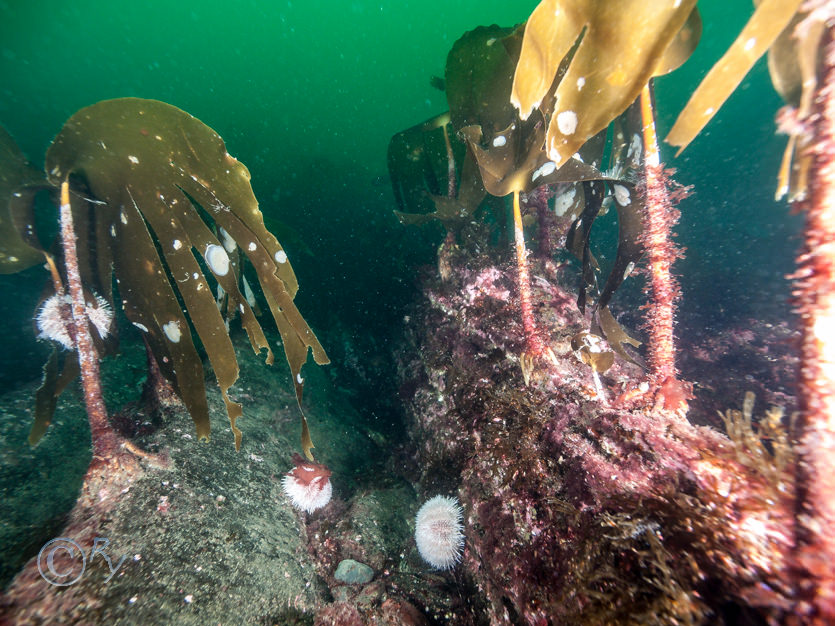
[{"xmin": 0, "ymin": 0, "xmax": 800, "ymax": 397}]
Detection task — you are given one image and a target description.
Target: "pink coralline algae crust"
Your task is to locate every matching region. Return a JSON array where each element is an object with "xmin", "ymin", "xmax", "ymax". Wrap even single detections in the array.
[
  {"xmin": 398, "ymin": 254, "xmax": 797, "ymax": 625},
  {"xmin": 314, "ymin": 599, "xmax": 429, "ymax": 626}
]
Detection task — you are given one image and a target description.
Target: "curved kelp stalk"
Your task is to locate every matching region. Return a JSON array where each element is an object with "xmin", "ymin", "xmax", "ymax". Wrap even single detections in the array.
[{"xmin": 15, "ymin": 98, "xmax": 329, "ymax": 461}]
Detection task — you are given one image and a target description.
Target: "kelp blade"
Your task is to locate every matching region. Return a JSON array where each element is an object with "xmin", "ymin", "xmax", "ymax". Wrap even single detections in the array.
[
  {"xmin": 511, "ymin": 0, "xmax": 696, "ymax": 167},
  {"xmin": 44, "ymin": 98, "xmax": 328, "ymax": 450},
  {"xmin": 0, "ymin": 125, "xmax": 46, "ymax": 273},
  {"xmin": 666, "ymin": 0, "xmax": 803, "ymax": 153}
]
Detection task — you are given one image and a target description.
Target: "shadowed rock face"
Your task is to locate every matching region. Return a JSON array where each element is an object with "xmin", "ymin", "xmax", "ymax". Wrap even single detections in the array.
[{"xmin": 0, "ymin": 333, "xmax": 427, "ymax": 625}]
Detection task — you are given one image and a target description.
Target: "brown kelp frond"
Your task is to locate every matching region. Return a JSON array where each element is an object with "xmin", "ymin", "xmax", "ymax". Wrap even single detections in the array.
[
  {"xmin": 0, "ymin": 125, "xmax": 47, "ymax": 273},
  {"xmin": 390, "ymin": 20, "xmax": 660, "ymax": 387},
  {"xmin": 448, "ymin": 24, "xmax": 619, "ymax": 199},
  {"xmin": 511, "ymin": 0, "xmax": 699, "ymax": 168},
  {"xmin": 42, "ymin": 98, "xmax": 328, "ymax": 453},
  {"xmin": 29, "ymin": 349, "xmax": 79, "ymax": 445},
  {"xmin": 597, "ymin": 306, "xmax": 641, "ymax": 366},
  {"xmin": 388, "ymin": 114, "xmax": 491, "ymax": 231},
  {"xmin": 667, "ymin": 0, "xmax": 804, "ymax": 155},
  {"xmin": 388, "ymin": 113, "xmax": 453, "ymax": 220},
  {"xmin": 447, "ymin": 24, "xmax": 651, "ymax": 347},
  {"xmin": 592, "ymin": 100, "xmax": 646, "ymax": 318},
  {"xmin": 446, "ymin": 24, "xmax": 521, "ymax": 139},
  {"xmin": 771, "ymin": 6, "xmax": 827, "ymax": 202}
]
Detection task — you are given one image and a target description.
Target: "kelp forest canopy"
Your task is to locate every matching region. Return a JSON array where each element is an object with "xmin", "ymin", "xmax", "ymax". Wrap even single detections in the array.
[
  {"xmin": 387, "ymin": 0, "xmax": 704, "ymax": 391},
  {"xmin": 0, "ymin": 1, "xmax": 812, "ymax": 474},
  {"xmin": 387, "ymin": 0, "xmax": 819, "ymax": 390},
  {"xmin": 3, "ymin": 0, "xmax": 835, "ymax": 623},
  {"xmin": 1, "ymin": 98, "xmax": 329, "ymax": 460}
]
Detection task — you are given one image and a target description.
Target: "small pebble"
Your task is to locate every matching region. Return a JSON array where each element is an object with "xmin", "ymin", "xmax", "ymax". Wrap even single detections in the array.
[{"xmin": 334, "ymin": 559, "xmax": 374, "ymax": 585}]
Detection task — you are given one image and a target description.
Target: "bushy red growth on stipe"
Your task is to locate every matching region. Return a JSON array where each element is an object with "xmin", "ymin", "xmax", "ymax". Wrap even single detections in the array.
[
  {"xmin": 788, "ymin": 22, "xmax": 835, "ymax": 623},
  {"xmin": 639, "ymin": 165, "xmax": 691, "ymax": 405}
]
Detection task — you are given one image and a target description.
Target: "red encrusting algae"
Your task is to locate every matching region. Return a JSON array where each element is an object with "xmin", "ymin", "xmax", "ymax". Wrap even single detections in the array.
[
  {"xmin": 637, "ymin": 83, "xmax": 693, "ymax": 412},
  {"xmin": 399, "ymin": 251, "xmax": 798, "ymax": 624},
  {"xmin": 512, "ymin": 189, "xmax": 557, "ymax": 386},
  {"xmin": 790, "ymin": 15, "xmax": 835, "ymax": 624}
]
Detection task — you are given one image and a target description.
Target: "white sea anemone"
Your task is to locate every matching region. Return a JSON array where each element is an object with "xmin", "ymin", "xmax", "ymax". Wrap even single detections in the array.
[
  {"xmin": 36, "ymin": 293, "xmax": 113, "ymax": 350},
  {"xmin": 414, "ymin": 495, "xmax": 464, "ymax": 570}
]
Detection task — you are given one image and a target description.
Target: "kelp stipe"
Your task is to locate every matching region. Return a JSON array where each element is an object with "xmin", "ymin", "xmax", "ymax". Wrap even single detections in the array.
[
  {"xmin": 508, "ymin": 0, "xmax": 701, "ymax": 405},
  {"xmin": 665, "ymin": 4, "xmax": 835, "ymax": 619}
]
